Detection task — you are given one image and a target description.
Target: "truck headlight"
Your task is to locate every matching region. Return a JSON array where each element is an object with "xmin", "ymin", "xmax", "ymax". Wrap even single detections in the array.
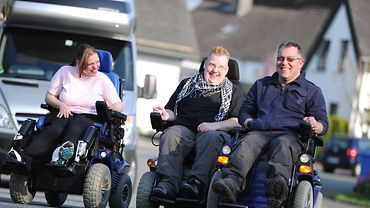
[{"xmin": 0, "ymin": 105, "xmax": 13, "ymax": 129}]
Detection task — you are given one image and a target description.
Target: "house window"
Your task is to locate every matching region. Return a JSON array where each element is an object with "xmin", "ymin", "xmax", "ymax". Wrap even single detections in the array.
[
  {"xmin": 339, "ymin": 40, "xmax": 349, "ymax": 73},
  {"xmin": 318, "ymin": 40, "xmax": 330, "ymax": 72},
  {"xmin": 329, "ymin": 103, "xmax": 338, "ymax": 115}
]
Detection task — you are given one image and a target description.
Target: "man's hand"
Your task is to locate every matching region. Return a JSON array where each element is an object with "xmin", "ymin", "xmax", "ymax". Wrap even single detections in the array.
[
  {"xmin": 303, "ymin": 116, "xmax": 323, "ymax": 134},
  {"xmin": 197, "ymin": 122, "xmax": 219, "ymax": 132},
  {"xmin": 153, "ymin": 106, "xmax": 170, "ymax": 121}
]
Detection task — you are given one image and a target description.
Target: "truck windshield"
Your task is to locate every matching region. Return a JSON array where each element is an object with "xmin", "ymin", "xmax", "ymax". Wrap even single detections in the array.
[{"xmin": 0, "ymin": 27, "xmax": 134, "ymax": 91}]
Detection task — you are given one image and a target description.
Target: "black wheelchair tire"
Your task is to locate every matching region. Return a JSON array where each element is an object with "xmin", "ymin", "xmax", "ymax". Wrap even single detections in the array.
[
  {"xmin": 109, "ymin": 173, "xmax": 132, "ymax": 208},
  {"xmin": 9, "ymin": 173, "xmax": 35, "ymax": 204},
  {"xmin": 83, "ymin": 163, "xmax": 112, "ymax": 208},
  {"xmin": 293, "ymin": 180, "xmax": 313, "ymax": 208},
  {"xmin": 136, "ymin": 171, "xmax": 159, "ymax": 208},
  {"xmin": 207, "ymin": 170, "xmax": 223, "ymax": 208},
  {"xmin": 45, "ymin": 191, "xmax": 68, "ymax": 207}
]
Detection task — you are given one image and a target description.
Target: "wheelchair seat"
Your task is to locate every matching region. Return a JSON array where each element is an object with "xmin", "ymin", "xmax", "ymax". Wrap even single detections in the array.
[{"xmin": 97, "ymin": 49, "xmax": 122, "ymax": 98}]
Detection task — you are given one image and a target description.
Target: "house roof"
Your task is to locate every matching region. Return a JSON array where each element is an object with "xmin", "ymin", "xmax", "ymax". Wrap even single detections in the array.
[
  {"xmin": 192, "ymin": 0, "xmax": 340, "ymax": 60},
  {"xmin": 135, "ymin": 0, "xmax": 199, "ymax": 60},
  {"xmin": 348, "ymin": 0, "xmax": 370, "ymax": 58}
]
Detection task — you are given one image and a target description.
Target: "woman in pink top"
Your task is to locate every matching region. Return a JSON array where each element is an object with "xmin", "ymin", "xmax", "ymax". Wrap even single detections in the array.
[{"xmin": 9, "ymin": 44, "xmax": 123, "ymax": 169}]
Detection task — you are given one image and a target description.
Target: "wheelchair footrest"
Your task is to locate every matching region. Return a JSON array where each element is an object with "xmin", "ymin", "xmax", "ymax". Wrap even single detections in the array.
[
  {"xmin": 150, "ymin": 196, "xmax": 176, "ymax": 205},
  {"xmin": 4, "ymin": 158, "xmax": 29, "ymax": 175},
  {"xmin": 45, "ymin": 163, "xmax": 76, "ymax": 177},
  {"xmin": 219, "ymin": 202, "xmax": 248, "ymax": 208}
]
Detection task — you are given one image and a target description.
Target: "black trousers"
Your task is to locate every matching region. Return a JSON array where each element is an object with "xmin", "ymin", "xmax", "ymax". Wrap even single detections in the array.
[
  {"xmin": 156, "ymin": 125, "xmax": 232, "ymax": 192},
  {"xmin": 221, "ymin": 130, "xmax": 302, "ymax": 192},
  {"xmin": 20, "ymin": 110, "xmax": 98, "ymax": 168}
]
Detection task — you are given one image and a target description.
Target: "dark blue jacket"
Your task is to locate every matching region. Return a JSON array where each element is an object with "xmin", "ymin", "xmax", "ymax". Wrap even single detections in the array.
[{"xmin": 239, "ymin": 71, "xmax": 328, "ymax": 135}]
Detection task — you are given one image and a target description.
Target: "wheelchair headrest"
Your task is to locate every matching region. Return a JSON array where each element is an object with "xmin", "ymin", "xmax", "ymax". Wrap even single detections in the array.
[
  {"xmin": 97, "ymin": 49, "xmax": 113, "ymax": 73},
  {"xmin": 199, "ymin": 58, "xmax": 240, "ymax": 81}
]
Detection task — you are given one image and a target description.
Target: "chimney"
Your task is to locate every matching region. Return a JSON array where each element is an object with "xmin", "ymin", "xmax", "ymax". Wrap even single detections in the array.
[{"xmin": 232, "ymin": 0, "xmax": 253, "ymax": 17}]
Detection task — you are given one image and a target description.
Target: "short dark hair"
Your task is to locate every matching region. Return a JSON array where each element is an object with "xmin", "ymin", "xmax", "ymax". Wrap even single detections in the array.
[{"xmin": 278, "ymin": 41, "xmax": 303, "ymax": 58}]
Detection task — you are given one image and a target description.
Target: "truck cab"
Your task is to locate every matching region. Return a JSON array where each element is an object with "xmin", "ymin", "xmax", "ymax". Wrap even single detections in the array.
[{"xmin": 0, "ymin": 0, "xmax": 156, "ymax": 185}]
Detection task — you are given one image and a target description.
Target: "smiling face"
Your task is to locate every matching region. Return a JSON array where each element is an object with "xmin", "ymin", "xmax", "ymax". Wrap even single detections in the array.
[
  {"xmin": 203, "ymin": 54, "xmax": 229, "ymax": 85},
  {"xmin": 276, "ymin": 46, "xmax": 305, "ymax": 84},
  {"xmin": 79, "ymin": 53, "xmax": 100, "ymax": 77}
]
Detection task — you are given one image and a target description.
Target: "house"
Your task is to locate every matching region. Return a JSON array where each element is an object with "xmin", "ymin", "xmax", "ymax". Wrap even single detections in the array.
[{"xmin": 304, "ymin": 0, "xmax": 370, "ymax": 138}]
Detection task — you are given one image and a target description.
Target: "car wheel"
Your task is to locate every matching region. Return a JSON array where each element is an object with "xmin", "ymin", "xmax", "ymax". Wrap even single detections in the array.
[
  {"xmin": 352, "ymin": 163, "xmax": 361, "ymax": 177},
  {"xmin": 323, "ymin": 165, "xmax": 335, "ymax": 173}
]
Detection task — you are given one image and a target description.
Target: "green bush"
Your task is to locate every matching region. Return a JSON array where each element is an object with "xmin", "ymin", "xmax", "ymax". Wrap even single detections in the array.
[{"xmin": 316, "ymin": 115, "xmax": 348, "ymax": 161}]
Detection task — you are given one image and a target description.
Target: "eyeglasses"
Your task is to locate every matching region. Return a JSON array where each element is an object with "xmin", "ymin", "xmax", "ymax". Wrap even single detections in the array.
[
  {"xmin": 277, "ymin": 56, "xmax": 302, "ymax": 62},
  {"xmin": 207, "ymin": 62, "xmax": 228, "ymax": 71}
]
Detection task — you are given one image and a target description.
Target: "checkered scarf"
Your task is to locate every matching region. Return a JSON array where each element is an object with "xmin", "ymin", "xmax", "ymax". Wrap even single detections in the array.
[{"xmin": 174, "ymin": 73, "xmax": 233, "ymax": 121}]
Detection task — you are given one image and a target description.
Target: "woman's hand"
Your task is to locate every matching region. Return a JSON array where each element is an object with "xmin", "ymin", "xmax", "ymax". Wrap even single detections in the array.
[{"xmin": 57, "ymin": 102, "xmax": 73, "ymax": 118}]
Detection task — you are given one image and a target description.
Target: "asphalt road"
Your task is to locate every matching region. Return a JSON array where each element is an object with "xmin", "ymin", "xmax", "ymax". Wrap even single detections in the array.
[{"xmin": 0, "ymin": 135, "xmax": 364, "ymax": 208}]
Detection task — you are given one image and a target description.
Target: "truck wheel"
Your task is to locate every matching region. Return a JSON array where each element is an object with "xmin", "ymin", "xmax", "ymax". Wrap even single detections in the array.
[
  {"xmin": 293, "ymin": 180, "xmax": 313, "ymax": 208},
  {"xmin": 207, "ymin": 170, "xmax": 222, "ymax": 208},
  {"xmin": 83, "ymin": 163, "xmax": 111, "ymax": 208},
  {"xmin": 314, "ymin": 192, "xmax": 323, "ymax": 208},
  {"xmin": 45, "ymin": 191, "xmax": 68, "ymax": 207},
  {"xmin": 109, "ymin": 173, "xmax": 132, "ymax": 208},
  {"xmin": 9, "ymin": 173, "xmax": 35, "ymax": 204},
  {"xmin": 136, "ymin": 171, "xmax": 159, "ymax": 208}
]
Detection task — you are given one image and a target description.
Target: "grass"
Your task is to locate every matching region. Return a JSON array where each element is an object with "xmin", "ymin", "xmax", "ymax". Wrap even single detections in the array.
[{"xmin": 330, "ymin": 192, "xmax": 370, "ymax": 207}]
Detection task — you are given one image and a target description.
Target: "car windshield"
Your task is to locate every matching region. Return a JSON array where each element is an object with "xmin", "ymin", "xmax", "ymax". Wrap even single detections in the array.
[
  {"xmin": 0, "ymin": 27, "xmax": 134, "ymax": 91},
  {"xmin": 327, "ymin": 137, "xmax": 350, "ymax": 150}
]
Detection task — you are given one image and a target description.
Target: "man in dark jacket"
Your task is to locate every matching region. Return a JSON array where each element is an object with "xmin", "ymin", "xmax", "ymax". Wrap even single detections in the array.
[{"xmin": 212, "ymin": 41, "xmax": 328, "ymax": 208}]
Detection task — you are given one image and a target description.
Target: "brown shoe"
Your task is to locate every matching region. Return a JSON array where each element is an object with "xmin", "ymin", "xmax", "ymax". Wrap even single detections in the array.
[{"xmin": 212, "ymin": 177, "xmax": 237, "ymax": 203}]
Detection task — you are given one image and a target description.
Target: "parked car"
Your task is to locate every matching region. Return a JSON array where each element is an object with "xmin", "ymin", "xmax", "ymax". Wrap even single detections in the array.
[{"xmin": 321, "ymin": 135, "xmax": 370, "ymax": 176}]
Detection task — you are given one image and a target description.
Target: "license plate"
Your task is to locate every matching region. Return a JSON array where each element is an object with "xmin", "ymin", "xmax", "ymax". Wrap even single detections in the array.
[{"xmin": 327, "ymin": 156, "xmax": 339, "ymax": 164}]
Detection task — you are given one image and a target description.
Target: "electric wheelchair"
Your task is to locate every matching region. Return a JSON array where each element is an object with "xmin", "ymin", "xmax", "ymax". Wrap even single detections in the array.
[
  {"xmin": 3, "ymin": 49, "xmax": 132, "ymax": 208},
  {"xmin": 136, "ymin": 58, "xmax": 241, "ymax": 208},
  {"xmin": 207, "ymin": 122, "xmax": 324, "ymax": 208}
]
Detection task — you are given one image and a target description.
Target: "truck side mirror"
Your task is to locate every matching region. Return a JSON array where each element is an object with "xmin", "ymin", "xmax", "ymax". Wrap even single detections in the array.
[{"xmin": 139, "ymin": 74, "xmax": 157, "ymax": 99}]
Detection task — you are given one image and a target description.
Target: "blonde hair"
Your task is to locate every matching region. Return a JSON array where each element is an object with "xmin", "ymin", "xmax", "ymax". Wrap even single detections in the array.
[
  {"xmin": 70, "ymin": 44, "xmax": 97, "ymax": 78},
  {"xmin": 209, "ymin": 46, "xmax": 230, "ymax": 60}
]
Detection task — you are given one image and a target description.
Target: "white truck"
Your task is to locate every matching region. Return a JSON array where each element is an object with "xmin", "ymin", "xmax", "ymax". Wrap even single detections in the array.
[{"xmin": 0, "ymin": 0, "xmax": 156, "ymax": 185}]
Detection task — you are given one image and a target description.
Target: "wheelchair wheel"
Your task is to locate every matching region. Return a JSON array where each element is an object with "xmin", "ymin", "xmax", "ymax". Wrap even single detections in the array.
[
  {"xmin": 314, "ymin": 192, "xmax": 323, "ymax": 208},
  {"xmin": 293, "ymin": 180, "xmax": 313, "ymax": 208},
  {"xmin": 109, "ymin": 173, "xmax": 132, "ymax": 208},
  {"xmin": 136, "ymin": 171, "xmax": 159, "ymax": 208},
  {"xmin": 207, "ymin": 170, "xmax": 222, "ymax": 208},
  {"xmin": 9, "ymin": 173, "xmax": 35, "ymax": 204},
  {"xmin": 45, "ymin": 191, "xmax": 68, "ymax": 207},
  {"xmin": 83, "ymin": 163, "xmax": 112, "ymax": 208}
]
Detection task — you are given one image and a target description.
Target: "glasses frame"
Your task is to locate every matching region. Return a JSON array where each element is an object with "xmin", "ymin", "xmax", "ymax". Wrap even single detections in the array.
[{"xmin": 277, "ymin": 56, "xmax": 302, "ymax": 62}]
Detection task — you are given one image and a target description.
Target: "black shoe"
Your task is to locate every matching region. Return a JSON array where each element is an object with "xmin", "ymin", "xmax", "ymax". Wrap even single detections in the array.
[
  {"xmin": 151, "ymin": 181, "xmax": 176, "ymax": 200},
  {"xmin": 181, "ymin": 176, "xmax": 203, "ymax": 199},
  {"xmin": 266, "ymin": 176, "xmax": 288, "ymax": 208},
  {"xmin": 212, "ymin": 177, "xmax": 237, "ymax": 203}
]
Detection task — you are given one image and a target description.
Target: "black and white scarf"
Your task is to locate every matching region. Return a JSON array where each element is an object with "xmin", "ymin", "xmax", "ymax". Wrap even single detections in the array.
[{"xmin": 174, "ymin": 73, "xmax": 233, "ymax": 121}]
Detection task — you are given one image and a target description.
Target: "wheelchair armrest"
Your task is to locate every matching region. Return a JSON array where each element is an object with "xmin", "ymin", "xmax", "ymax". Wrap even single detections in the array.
[
  {"xmin": 40, "ymin": 103, "xmax": 56, "ymax": 112},
  {"xmin": 150, "ymin": 112, "xmax": 166, "ymax": 132}
]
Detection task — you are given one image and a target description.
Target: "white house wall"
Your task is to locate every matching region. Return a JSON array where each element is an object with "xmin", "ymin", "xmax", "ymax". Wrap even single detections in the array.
[{"xmin": 305, "ymin": 4, "xmax": 358, "ymax": 134}]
